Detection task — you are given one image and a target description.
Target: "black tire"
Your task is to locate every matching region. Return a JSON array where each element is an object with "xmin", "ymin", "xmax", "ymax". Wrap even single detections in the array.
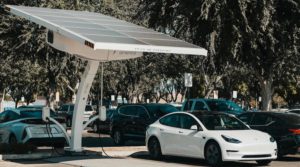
[
  {"xmin": 9, "ymin": 134, "xmax": 17, "ymax": 145},
  {"xmin": 256, "ymin": 160, "xmax": 272, "ymax": 166},
  {"xmin": 205, "ymin": 141, "xmax": 223, "ymax": 167},
  {"xmin": 93, "ymin": 123, "xmax": 99, "ymax": 133},
  {"xmin": 54, "ymin": 143, "xmax": 65, "ymax": 149},
  {"xmin": 112, "ymin": 130, "xmax": 124, "ymax": 145},
  {"xmin": 148, "ymin": 137, "xmax": 163, "ymax": 160},
  {"xmin": 66, "ymin": 118, "xmax": 72, "ymax": 127}
]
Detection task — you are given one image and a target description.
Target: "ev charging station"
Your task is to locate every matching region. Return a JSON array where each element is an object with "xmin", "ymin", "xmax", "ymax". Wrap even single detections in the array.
[{"xmin": 5, "ymin": 5, "xmax": 207, "ymax": 153}]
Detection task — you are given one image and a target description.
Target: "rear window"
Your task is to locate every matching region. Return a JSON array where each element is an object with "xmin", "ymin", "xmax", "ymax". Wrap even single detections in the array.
[
  {"xmin": 206, "ymin": 100, "xmax": 242, "ymax": 113},
  {"xmin": 146, "ymin": 104, "xmax": 178, "ymax": 118},
  {"xmin": 20, "ymin": 109, "xmax": 56, "ymax": 118}
]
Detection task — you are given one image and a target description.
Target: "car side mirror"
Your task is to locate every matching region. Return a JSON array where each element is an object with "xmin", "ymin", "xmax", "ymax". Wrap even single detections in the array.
[{"xmin": 190, "ymin": 125, "xmax": 198, "ymax": 131}]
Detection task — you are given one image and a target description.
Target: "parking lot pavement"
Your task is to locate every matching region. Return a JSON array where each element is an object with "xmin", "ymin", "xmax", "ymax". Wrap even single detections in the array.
[
  {"xmin": 0, "ymin": 159, "xmax": 76, "ymax": 167},
  {"xmin": 3, "ymin": 153, "xmax": 298, "ymax": 167}
]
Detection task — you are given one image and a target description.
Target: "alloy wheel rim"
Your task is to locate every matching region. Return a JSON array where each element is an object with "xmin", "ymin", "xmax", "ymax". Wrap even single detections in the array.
[
  {"xmin": 207, "ymin": 144, "xmax": 219, "ymax": 164},
  {"xmin": 149, "ymin": 139, "xmax": 159, "ymax": 156}
]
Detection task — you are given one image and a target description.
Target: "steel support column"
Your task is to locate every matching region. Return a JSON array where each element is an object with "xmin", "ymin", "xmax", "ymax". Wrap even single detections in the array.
[{"xmin": 69, "ymin": 60, "xmax": 99, "ymax": 152}]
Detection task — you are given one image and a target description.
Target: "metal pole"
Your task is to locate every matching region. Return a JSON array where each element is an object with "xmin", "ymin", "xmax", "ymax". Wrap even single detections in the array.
[
  {"xmin": 69, "ymin": 60, "xmax": 99, "ymax": 152},
  {"xmin": 100, "ymin": 62, "xmax": 104, "ymax": 108}
]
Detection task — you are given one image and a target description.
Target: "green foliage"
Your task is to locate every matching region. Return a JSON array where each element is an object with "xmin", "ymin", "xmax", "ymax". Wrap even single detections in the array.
[{"xmin": 0, "ymin": 0, "xmax": 299, "ymax": 107}]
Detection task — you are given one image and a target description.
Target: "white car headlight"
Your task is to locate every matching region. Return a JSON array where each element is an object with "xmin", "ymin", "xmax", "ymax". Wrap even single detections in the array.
[{"xmin": 221, "ymin": 135, "xmax": 241, "ymax": 144}]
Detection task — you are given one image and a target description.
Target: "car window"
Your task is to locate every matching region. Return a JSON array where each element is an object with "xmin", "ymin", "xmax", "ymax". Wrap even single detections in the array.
[
  {"xmin": 136, "ymin": 106, "xmax": 149, "ymax": 119},
  {"xmin": 251, "ymin": 114, "xmax": 269, "ymax": 125},
  {"xmin": 183, "ymin": 101, "xmax": 193, "ymax": 111},
  {"xmin": 119, "ymin": 106, "xmax": 138, "ymax": 117},
  {"xmin": 61, "ymin": 105, "xmax": 69, "ymax": 112},
  {"xmin": 159, "ymin": 114, "xmax": 180, "ymax": 128},
  {"xmin": 0, "ymin": 111, "xmax": 8, "ymax": 123},
  {"xmin": 278, "ymin": 113, "xmax": 300, "ymax": 125},
  {"xmin": 146, "ymin": 104, "xmax": 178, "ymax": 118},
  {"xmin": 290, "ymin": 110, "xmax": 300, "ymax": 114},
  {"xmin": 69, "ymin": 105, "xmax": 74, "ymax": 112},
  {"xmin": 194, "ymin": 101, "xmax": 208, "ymax": 111},
  {"xmin": 206, "ymin": 101, "xmax": 229, "ymax": 111},
  {"xmin": 85, "ymin": 105, "xmax": 93, "ymax": 111},
  {"xmin": 107, "ymin": 109, "xmax": 114, "ymax": 118},
  {"xmin": 238, "ymin": 113, "xmax": 254, "ymax": 124},
  {"xmin": 195, "ymin": 113, "xmax": 249, "ymax": 130},
  {"xmin": 6, "ymin": 111, "xmax": 20, "ymax": 121},
  {"xmin": 179, "ymin": 114, "xmax": 201, "ymax": 130}
]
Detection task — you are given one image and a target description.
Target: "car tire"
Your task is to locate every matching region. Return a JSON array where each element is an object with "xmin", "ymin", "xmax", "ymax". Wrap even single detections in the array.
[
  {"xmin": 66, "ymin": 118, "xmax": 72, "ymax": 127},
  {"xmin": 205, "ymin": 141, "xmax": 223, "ymax": 167},
  {"xmin": 256, "ymin": 160, "xmax": 272, "ymax": 166},
  {"xmin": 112, "ymin": 130, "xmax": 124, "ymax": 145},
  {"xmin": 54, "ymin": 143, "xmax": 65, "ymax": 149},
  {"xmin": 9, "ymin": 134, "xmax": 18, "ymax": 145},
  {"xmin": 93, "ymin": 123, "xmax": 99, "ymax": 133},
  {"xmin": 148, "ymin": 137, "xmax": 163, "ymax": 160}
]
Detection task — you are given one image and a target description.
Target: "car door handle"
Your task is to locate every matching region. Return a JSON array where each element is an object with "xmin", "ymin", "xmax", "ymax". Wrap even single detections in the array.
[
  {"xmin": 160, "ymin": 129, "xmax": 164, "ymax": 132},
  {"xmin": 179, "ymin": 131, "xmax": 183, "ymax": 134}
]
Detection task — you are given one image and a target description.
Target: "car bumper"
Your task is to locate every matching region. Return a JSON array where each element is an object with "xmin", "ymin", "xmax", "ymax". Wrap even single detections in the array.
[
  {"xmin": 222, "ymin": 142, "xmax": 277, "ymax": 161},
  {"xmin": 23, "ymin": 127, "xmax": 66, "ymax": 146}
]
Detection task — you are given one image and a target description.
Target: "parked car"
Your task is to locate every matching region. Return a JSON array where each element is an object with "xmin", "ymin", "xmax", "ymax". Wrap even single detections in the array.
[
  {"xmin": 146, "ymin": 111, "xmax": 277, "ymax": 166},
  {"xmin": 238, "ymin": 112, "xmax": 300, "ymax": 157},
  {"xmin": 287, "ymin": 109, "xmax": 300, "ymax": 115},
  {"xmin": 0, "ymin": 108, "xmax": 66, "ymax": 148},
  {"xmin": 89, "ymin": 109, "xmax": 116, "ymax": 133},
  {"xmin": 56, "ymin": 104, "xmax": 95, "ymax": 127},
  {"xmin": 110, "ymin": 104, "xmax": 178, "ymax": 145},
  {"xmin": 289, "ymin": 104, "xmax": 300, "ymax": 109},
  {"xmin": 169, "ymin": 103, "xmax": 182, "ymax": 110},
  {"xmin": 182, "ymin": 98, "xmax": 244, "ymax": 115}
]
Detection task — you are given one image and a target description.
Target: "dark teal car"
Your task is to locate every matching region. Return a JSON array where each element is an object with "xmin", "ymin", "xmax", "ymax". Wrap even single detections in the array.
[{"xmin": 182, "ymin": 98, "xmax": 244, "ymax": 115}]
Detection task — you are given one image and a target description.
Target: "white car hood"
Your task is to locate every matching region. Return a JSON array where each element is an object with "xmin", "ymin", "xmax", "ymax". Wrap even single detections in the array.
[{"xmin": 209, "ymin": 130, "xmax": 271, "ymax": 143}]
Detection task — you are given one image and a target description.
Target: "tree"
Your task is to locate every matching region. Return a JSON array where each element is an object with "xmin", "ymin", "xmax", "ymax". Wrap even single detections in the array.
[{"xmin": 232, "ymin": 0, "xmax": 300, "ymax": 110}]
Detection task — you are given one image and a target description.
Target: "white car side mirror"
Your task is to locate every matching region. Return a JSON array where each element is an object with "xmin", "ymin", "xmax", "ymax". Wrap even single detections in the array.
[
  {"xmin": 99, "ymin": 106, "xmax": 106, "ymax": 121},
  {"xmin": 190, "ymin": 125, "xmax": 198, "ymax": 131}
]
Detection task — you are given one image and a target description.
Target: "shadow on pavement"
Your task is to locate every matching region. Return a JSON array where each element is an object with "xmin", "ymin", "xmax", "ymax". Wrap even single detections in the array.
[
  {"xmin": 130, "ymin": 151, "xmax": 265, "ymax": 167},
  {"xmin": 82, "ymin": 136, "xmax": 145, "ymax": 147},
  {"xmin": 276, "ymin": 155, "xmax": 300, "ymax": 162}
]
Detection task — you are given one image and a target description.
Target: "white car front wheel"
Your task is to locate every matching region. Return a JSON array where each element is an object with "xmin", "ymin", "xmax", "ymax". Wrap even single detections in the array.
[
  {"xmin": 205, "ymin": 141, "xmax": 223, "ymax": 167},
  {"xmin": 148, "ymin": 137, "xmax": 162, "ymax": 160}
]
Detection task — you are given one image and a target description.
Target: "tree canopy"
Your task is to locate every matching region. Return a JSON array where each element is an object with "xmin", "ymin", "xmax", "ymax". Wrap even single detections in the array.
[{"xmin": 0, "ymin": 0, "xmax": 299, "ymax": 110}]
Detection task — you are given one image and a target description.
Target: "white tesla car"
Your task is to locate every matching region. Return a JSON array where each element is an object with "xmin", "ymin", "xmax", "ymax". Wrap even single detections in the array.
[{"xmin": 146, "ymin": 111, "xmax": 277, "ymax": 166}]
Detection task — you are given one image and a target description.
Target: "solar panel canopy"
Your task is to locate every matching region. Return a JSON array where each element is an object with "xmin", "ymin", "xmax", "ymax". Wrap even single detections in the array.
[{"xmin": 6, "ymin": 5, "xmax": 207, "ymax": 61}]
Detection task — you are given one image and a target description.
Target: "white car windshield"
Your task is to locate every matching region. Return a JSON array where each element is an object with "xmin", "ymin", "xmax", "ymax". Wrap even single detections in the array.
[{"xmin": 194, "ymin": 113, "xmax": 249, "ymax": 130}]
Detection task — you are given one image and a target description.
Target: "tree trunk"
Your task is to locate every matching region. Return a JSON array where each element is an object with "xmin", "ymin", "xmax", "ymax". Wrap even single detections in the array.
[{"xmin": 260, "ymin": 79, "xmax": 273, "ymax": 111}]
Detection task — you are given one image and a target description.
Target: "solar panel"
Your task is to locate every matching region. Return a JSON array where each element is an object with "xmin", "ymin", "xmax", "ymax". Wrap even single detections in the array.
[{"xmin": 6, "ymin": 5, "xmax": 207, "ymax": 60}]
